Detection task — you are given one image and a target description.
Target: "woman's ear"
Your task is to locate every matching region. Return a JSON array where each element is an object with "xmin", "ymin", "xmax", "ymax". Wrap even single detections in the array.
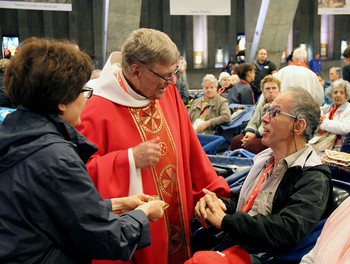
[{"xmin": 58, "ymin": 104, "xmax": 67, "ymax": 115}]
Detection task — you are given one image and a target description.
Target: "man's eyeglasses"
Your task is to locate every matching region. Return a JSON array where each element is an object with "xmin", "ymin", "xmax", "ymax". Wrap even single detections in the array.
[
  {"xmin": 147, "ymin": 66, "xmax": 179, "ymax": 83},
  {"xmin": 264, "ymin": 107, "xmax": 298, "ymax": 120},
  {"xmin": 82, "ymin": 87, "xmax": 93, "ymax": 99}
]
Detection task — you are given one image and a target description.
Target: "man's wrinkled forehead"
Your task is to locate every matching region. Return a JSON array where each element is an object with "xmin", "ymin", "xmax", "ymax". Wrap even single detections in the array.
[{"xmin": 270, "ymin": 91, "xmax": 292, "ymax": 110}]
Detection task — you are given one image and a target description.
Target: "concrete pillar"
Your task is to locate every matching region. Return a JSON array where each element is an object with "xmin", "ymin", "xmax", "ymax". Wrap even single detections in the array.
[
  {"xmin": 246, "ymin": 0, "xmax": 299, "ymax": 69},
  {"xmin": 106, "ymin": 0, "xmax": 142, "ymax": 59},
  {"xmin": 245, "ymin": 0, "xmax": 261, "ymax": 63}
]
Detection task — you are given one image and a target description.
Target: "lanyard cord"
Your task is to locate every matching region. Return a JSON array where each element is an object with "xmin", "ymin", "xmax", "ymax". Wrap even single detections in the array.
[{"xmin": 241, "ymin": 162, "xmax": 274, "ymax": 213}]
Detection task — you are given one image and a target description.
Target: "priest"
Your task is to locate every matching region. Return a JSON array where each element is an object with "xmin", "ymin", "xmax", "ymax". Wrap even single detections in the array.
[{"xmin": 77, "ymin": 28, "xmax": 230, "ymax": 264}]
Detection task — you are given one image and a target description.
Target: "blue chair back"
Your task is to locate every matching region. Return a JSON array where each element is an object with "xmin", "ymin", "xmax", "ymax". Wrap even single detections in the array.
[{"xmin": 197, "ymin": 134, "xmax": 226, "ymax": 155}]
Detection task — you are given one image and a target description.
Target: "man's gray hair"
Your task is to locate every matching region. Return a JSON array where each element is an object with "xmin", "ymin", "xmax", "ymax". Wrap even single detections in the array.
[
  {"xmin": 288, "ymin": 88, "xmax": 320, "ymax": 141},
  {"xmin": 121, "ymin": 28, "xmax": 179, "ymax": 71},
  {"xmin": 202, "ymin": 74, "xmax": 218, "ymax": 87},
  {"xmin": 326, "ymin": 79, "xmax": 350, "ymax": 100},
  {"xmin": 292, "ymin": 47, "xmax": 307, "ymax": 61},
  {"xmin": 330, "ymin": 67, "xmax": 342, "ymax": 77}
]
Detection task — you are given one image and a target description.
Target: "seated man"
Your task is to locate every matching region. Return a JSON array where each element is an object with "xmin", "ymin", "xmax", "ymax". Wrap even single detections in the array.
[{"xmin": 195, "ymin": 88, "xmax": 333, "ymax": 263}]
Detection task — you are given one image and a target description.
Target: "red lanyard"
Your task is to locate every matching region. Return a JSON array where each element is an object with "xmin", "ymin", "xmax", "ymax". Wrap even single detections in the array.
[
  {"xmin": 240, "ymin": 80, "xmax": 255, "ymax": 105},
  {"xmin": 117, "ymin": 71, "xmax": 128, "ymax": 93},
  {"xmin": 320, "ymin": 105, "xmax": 339, "ymax": 135},
  {"xmin": 200, "ymin": 101, "xmax": 209, "ymax": 118},
  {"xmin": 241, "ymin": 162, "xmax": 274, "ymax": 213},
  {"xmin": 328, "ymin": 105, "xmax": 339, "ymax": 120},
  {"xmin": 218, "ymin": 87, "xmax": 225, "ymax": 94}
]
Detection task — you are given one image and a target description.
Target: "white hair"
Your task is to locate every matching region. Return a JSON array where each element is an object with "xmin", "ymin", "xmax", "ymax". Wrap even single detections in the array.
[
  {"xmin": 326, "ymin": 79, "xmax": 350, "ymax": 100},
  {"xmin": 292, "ymin": 47, "xmax": 307, "ymax": 61},
  {"xmin": 202, "ymin": 74, "xmax": 218, "ymax": 87},
  {"xmin": 218, "ymin": 72, "xmax": 230, "ymax": 83}
]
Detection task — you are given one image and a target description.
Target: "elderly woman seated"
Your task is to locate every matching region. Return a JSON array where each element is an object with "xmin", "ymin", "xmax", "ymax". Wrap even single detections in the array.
[
  {"xmin": 230, "ymin": 75, "xmax": 281, "ymax": 154},
  {"xmin": 188, "ymin": 74, "xmax": 231, "ymax": 134},
  {"xmin": 217, "ymin": 72, "xmax": 233, "ymax": 98},
  {"xmin": 311, "ymin": 79, "xmax": 350, "ymax": 151}
]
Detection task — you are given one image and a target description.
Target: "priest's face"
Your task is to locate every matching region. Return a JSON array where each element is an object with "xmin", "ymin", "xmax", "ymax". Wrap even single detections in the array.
[{"xmin": 137, "ymin": 62, "xmax": 178, "ymax": 100}]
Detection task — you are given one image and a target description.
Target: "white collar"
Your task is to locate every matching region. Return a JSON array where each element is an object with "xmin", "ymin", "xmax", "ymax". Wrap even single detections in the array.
[{"xmin": 93, "ymin": 52, "xmax": 151, "ymax": 108}]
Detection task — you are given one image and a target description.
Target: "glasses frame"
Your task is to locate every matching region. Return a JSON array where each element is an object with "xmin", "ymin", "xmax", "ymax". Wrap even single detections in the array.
[
  {"xmin": 146, "ymin": 66, "xmax": 179, "ymax": 83},
  {"xmin": 82, "ymin": 87, "xmax": 93, "ymax": 99},
  {"xmin": 264, "ymin": 107, "xmax": 298, "ymax": 120}
]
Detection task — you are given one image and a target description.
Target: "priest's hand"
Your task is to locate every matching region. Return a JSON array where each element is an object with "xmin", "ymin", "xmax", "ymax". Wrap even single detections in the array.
[
  {"xmin": 136, "ymin": 200, "xmax": 165, "ymax": 222},
  {"xmin": 133, "ymin": 138, "xmax": 161, "ymax": 168},
  {"xmin": 194, "ymin": 188, "xmax": 226, "ymax": 229},
  {"xmin": 111, "ymin": 193, "xmax": 150, "ymax": 214}
]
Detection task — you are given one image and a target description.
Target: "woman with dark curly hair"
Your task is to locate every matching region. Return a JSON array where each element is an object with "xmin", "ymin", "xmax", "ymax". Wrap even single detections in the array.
[{"xmin": 0, "ymin": 37, "xmax": 165, "ymax": 263}]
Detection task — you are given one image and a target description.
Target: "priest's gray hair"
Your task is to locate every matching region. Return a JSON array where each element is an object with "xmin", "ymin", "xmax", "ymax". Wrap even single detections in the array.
[
  {"xmin": 287, "ymin": 87, "xmax": 320, "ymax": 141},
  {"xmin": 121, "ymin": 28, "xmax": 179, "ymax": 70}
]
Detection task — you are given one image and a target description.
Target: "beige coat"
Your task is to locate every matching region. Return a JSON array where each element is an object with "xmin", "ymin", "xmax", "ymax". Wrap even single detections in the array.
[{"xmin": 188, "ymin": 93, "xmax": 231, "ymax": 134}]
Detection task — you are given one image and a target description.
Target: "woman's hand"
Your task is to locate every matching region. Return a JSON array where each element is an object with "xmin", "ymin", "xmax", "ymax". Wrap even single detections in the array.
[
  {"xmin": 111, "ymin": 193, "xmax": 151, "ymax": 214},
  {"xmin": 136, "ymin": 200, "xmax": 165, "ymax": 222},
  {"xmin": 319, "ymin": 114, "xmax": 326, "ymax": 124},
  {"xmin": 195, "ymin": 121, "xmax": 211, "ymax": 133}
]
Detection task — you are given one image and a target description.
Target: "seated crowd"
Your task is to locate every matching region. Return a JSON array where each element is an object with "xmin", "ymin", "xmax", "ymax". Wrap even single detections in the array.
[{"xmin": 1, "ymin": 32, "xmax": 350, "ymax": 264}]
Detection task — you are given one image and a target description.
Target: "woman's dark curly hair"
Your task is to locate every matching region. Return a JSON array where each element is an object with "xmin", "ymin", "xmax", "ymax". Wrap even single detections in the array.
[
  {"xmin": 235, "ymin": 63, "xmax": 256, "ymax": 80},
  {"xmin": 4, "ymin": 37, "xmax": 92, "ymax": 114}
]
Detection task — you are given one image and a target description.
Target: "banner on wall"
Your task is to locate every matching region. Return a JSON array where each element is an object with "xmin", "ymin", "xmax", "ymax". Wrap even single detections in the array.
[
  {"xmin": 318, "ymin": 0, "xmax": 350, "ymax": 14},
  {"xmin": 170, "ymin": 0, "xmax": 230, "ymax": 16},
  {"xmin": 0, "ymin": 0, "xmax": 72, "ymax": 11}
]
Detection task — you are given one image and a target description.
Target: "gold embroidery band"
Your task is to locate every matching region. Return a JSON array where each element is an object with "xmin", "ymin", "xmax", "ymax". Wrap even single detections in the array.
[{"xmin": 129, "ymin": 100, "xmax": 190, "ymax": 263}]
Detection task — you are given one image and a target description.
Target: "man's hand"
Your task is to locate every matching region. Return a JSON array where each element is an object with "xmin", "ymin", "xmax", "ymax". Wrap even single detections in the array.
[
  {"xmin": 133, "ymin": 138, "xmax": 161, "ymax": 168},
  {"xmin": 194, "ymin": 189, "xmax": 227, "ymax": 229},
  {"xmin": 111, "ymin": 193, "xmax": 151, "ymax": 214},
  {"xmin": 241, "ymin": 132, "xmax": 256, "ymax": 147},
  {"xmin": 195, "ymin": 121, "xmax": 211, "ymax": 133},
  {"xmin": 205, "ymin": 203, "xmax": 226, "ymax": 229}
]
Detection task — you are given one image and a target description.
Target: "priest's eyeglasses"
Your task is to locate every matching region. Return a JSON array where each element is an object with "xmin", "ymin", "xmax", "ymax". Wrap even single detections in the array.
[
  {"xmin": 264, "ymin": 107, "xmax": 298, "ymax": 120},
  {"xmin": 82, "ymin": 87, "xmax": 93, "ymax": 99},
  {"xmin": 147, "ymin": 66, "xmax": 179, "ymax": 83}
]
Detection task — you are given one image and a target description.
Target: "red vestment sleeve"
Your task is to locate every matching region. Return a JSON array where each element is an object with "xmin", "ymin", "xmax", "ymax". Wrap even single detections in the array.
[{"xmin": 76, "ymin": 99, "xmax": 133, "ymax": 198}]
